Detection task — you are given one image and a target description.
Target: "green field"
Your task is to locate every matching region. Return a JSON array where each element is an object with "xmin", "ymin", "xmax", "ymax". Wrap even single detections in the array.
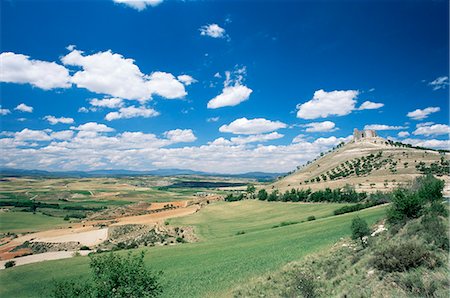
[
  {"xmin": 170, "ymin": 200, "xmax": 344, "ymax": 239},
  {"xmin": 0, "ymin": 212, "xmax": 67, "ymax": 233},
  {"xmin": 0, "ymin": 201, "xmax": 386, "ymax": 297}
]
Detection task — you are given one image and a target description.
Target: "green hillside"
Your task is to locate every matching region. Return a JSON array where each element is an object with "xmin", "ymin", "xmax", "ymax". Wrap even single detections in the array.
[{"xmin": 0, "ymin": 202, "xmax": 386, "ymax": 297}]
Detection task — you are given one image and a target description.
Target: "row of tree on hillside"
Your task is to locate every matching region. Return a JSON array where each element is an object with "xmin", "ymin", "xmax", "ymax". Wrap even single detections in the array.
[{"xmin": 225, "ymin": 185, "xmax": 391, "ymax": 204}]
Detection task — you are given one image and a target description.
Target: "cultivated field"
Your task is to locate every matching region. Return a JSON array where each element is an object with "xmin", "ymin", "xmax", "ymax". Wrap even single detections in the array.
[{"xmin": 0, "ymin": 176, "xmax": 248, "ymax": 232}]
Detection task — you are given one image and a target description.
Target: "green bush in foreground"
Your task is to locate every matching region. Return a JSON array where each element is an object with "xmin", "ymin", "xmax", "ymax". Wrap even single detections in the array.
[
  {"xmin": 371, "ymin": 239, "xmax": 439, "ymax": 272},
  {"xmin": 52, "ymin": 252, "xmax": 162, "ymax": 298},
  {"xmin": 387, "ymin": 174, "xmax": 446, "ymax": 225}
]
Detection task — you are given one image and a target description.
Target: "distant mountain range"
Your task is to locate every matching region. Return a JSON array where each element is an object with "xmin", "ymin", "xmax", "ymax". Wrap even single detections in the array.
[{"xmin": 0, "ymin": 168, "xmax": 284, "ymax": 181}]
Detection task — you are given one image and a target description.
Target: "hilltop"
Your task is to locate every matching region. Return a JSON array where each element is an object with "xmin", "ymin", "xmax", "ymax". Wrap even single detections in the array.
[{"xmin": 272, "ymin": 131, "xmax": 449, "ymax": 193}]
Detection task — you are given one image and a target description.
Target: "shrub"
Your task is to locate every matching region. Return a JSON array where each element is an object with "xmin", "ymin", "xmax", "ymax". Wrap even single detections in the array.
[
  {"xmin": 387, "ymin": 189, "xmax": 424, "ymax": 224},
  {"xmin": 351, "ymin": 216, "xmax": 370, "ymax": 247},
  {"xmin": 420, "ymin": 214, "xmax": 449, "ymax": 251},
  {"xmin": 398, "ymin": 269, "xmax": 439, "ymax": 297},
  {"xmin": 284, "ymin": 270, "xmax": 318, "ymax": 298},
  {"xmin": 4, "ymin": 260, "xmax": 15, "ymax": 269},
  {"xmin": 307, "ymin": 216, "xmax": 316, "ymax": 221},
  {"xmin": 52, "ymin": 251, "xmax": 162, "ymax": 298},
  {"xmin": 235, "ymin": 231, "xmax": 246, "ymax": 235},
  {"xmin": 267, "ymin": 190, "xmax": 279, "ymax": 201},
  {"xmin": 80, "ymin": 246, "xmax": 90, "ymax": 250},
  {"xmin": 414, "ymin": 174, "xmax": 445, "ymax": 203},
  {"xmin": 257, "ymin": 189, "xmax": 268, "ymax": 201},
  {"xmin": 371, "ymin": 239, "xmax": 437, "ymax": 272},
  {"xmin": 176, "ymin": 237, "xmax": 185, "ymax": 243}
]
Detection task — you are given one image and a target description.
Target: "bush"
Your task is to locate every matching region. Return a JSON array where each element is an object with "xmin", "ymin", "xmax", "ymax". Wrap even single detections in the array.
[
  {"xmin": 398, "ymin": 270, "xmax": 439, "ymax": 297},
  {"xmin": 351, "ymin": 216, "xmax": 370, "ymax": 247},
  {"xmin": 4, "ymin": 260, "xmax": 15, "ymax": 269},
  {"xmin": 387, "ymin": 189, "xmax": 424, "ymax": 224},
  {"xmin": 420, "ymin": 214, "xmax": 449, "ymax": 251},
  {"xmin": 267, "ymin": 190, "xmax": 279, "ymax": 202},
  {"xmin": 257, "ymin": 189, "xmax": 268, "ymax": 201},
  {"xmin": 371, "ymin": 239, "xmax": 438, "ymax": 272},
  {"xmin": 414, "ymin": 174, "xmax": 445, "ymax": 203},
  {"xmin": 225, "ymin": 193, "xmax": 244, "ymax": 202},
  {"xmin": 307, "ymin": 216, "xmax": 316, "ymax": 221},
  {"xmin": 52, "ymin": 251, "xmax": 162, "ymax": 298},
  {"xmin": 80, "ymin": 246, "xmax": 90, "ymax": 250},
  {"xmin": 176, "ymin": 237, "xmax": 185, "ymax": 243},
  {"xmin": 284, "ymin": 270, "xmax": 318, "ymax": 298}
]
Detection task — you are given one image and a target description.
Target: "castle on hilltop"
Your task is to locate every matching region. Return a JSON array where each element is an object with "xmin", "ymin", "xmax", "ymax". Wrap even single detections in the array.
[{"xmin": 353, "ymin": 128, "xmax": 377, "ymax": 141}]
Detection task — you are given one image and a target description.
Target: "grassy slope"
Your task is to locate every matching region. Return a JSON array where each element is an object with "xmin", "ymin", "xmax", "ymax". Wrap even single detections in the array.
[
  {"xmin": 0, "ymin": 212, "xmax": 67, "ymax": 233},
  {"xmin": 170, "ymin": 200, "xmax": 343, "ymax": 239},
  {"xmin": 0, "ymin": 202, "xmax": 386, "ymax": 298}
]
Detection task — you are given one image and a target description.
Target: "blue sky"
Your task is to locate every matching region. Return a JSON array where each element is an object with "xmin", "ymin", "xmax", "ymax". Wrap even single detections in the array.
[{"xmin": 0, "ymin": 0, "xmax": 448, "ymax": 173}]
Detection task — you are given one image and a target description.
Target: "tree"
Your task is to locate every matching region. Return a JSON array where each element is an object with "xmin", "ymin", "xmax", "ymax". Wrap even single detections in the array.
[
  {"xmin": 246, "ymin": 184, "xmax": 256, "ymax": 199},
  {"xmin": 414, "ymin": 174, "xmax": 444, "ymax": 203},
  {"xmin": 268, "ymin": 190, "xmax": 279, "ymax": 201},
  {"xmin": 52, "ymin": 252, "xmax": 162, "ymax": 298},
  {"xmin": 257, "ymin": 189, "xmax": 268, "ymax": 201},
  {"xmin": 351, "ymin": 216, "xmax": 370, "ymax": 247},
  {"xmin": 387, "ymin": 189, "xmax": 424, "ymax": 224}
]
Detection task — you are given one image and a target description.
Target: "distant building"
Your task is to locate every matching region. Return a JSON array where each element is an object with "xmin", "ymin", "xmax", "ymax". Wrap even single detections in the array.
[{"xmin": 353, "ymin": 128, "xmax": 377, "ymax": 141}]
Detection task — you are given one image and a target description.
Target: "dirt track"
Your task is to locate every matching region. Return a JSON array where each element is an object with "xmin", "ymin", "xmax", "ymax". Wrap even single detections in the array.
[{"xmin": 0, "ymin": 250, "xmax": 92, "ymax": 269}]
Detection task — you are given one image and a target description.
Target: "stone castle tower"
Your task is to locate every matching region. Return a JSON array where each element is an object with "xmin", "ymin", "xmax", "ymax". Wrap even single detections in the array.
[{"xmin": 353, "ymin": 128, "xmax": 377, "ymax": 141}]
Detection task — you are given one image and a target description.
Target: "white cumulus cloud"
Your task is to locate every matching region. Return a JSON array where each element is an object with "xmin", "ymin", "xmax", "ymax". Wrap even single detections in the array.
[
  {"xmin": 207, "ymin": 85, "xmax": 252, "ymax": 109},
  {"xmin": 105, "ymin": 106, "xmax": 160, "ymax": 121},
  {"xmin": 219, "ymin": 117, "xmax": 287, "ymax": 135},
  {"xmin": 364, "ymin": 124, "xmax": 407, "ymax": 131},
  {"xmin": 50, "ymin": 130, "xmax": 74, "ymax": 140},
  {"xmin": 0, "ymin": 52, "xmax": 71, "ymax": 90},
  {"xmin": 402, "ymin": 138, "xmax": 450, "ymax": 150},
  {"xmin": 61, "ymin": 48, "xmax": 187, "ymax": 102},
  {"xmin": 112, "ymin": 0, "xmax": 163, "ymax": 11},
  {"xmin": 14, "ymin": 129, "xmax": 51, "ymax": 141},
  {"xmin": 296, "ymin": 89, "xmax": 359, "ymax": 119},
  {"xmin": 407, "ymin": 107, "xmax": 440, "ymax": 120},
  {"xmin": 44, "ymin": 115, "xmax": 74, "ymax": 125},
  {"xmin": 230, "ymin": 132, "xmax": 284, "ymax": 144},
  {"xmin": 163, "ymin": 129, "xmax": 197, "ymax": 143},
  {"xmin": 358, "ymin": 101, "xmax": 384, "ymax": 110},
  {"xmin": 15, "ymin": 103, "xmax": 33, "ymax": 113},
  {"xmin": 200, "ymin": 24, "xmax": 226, "ymax": 38},
  {"xmin": 71, "ymin": 122, "xmax": 115, "ymax": 132},
  {"xmin": 304, "ymin": 121, "xmax": 336, "ymax": 132},
  {"xmin": 89, "ymin": 98, "xmax": 124, "ymax": 109},
  {"xmin": 0, "ymin": 106, "xmax": 11, "ymax": 115},
  {"xmin": 397, "ymin": 131, "xmax": 410, "ymax": 138},
  {"xmin": 177, "ymin": 75, "xmax": 197, "ymax": 86},
  {"xmin": 207, "ymin": 67, "xmax": 252, "ymax": 109},
  {"xmin": 147, "ymin": 72, "xmax": 187, "ymax": 99},
  {"xmin": 413, "ymin": 124, "xmax": 450, "ymax": 136}
]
